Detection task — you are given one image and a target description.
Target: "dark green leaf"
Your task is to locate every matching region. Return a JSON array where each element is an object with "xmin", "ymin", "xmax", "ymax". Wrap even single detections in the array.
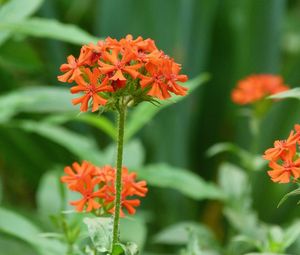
[
  {"xmin": 125, "ymin": 73, "xmax": 210, "ymax": 141},
  {"xmin": 15, "ymin": 120, "xmax": 105, "ymax": 165},
  {"xmin": 277, "ymin": 187, "xmax": 300, "ymax": 208}
]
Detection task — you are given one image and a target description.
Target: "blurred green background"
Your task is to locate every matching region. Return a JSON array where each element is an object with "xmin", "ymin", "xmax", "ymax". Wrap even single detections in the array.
[{"xmin": 1, "ymin": 0, "xmax": 300, "ymax": 254}]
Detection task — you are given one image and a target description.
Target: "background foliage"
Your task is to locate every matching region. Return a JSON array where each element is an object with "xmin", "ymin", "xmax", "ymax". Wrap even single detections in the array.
[{"xmin": 1, "ymin": 0, "xmax": 300, "ymax": 254}]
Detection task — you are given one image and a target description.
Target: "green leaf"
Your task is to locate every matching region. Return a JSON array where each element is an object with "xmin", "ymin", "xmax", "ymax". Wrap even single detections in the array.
[
  {"xmin": 0, "ymin": 17, "xmax": 99, "ymax": 45},
  {"xmin": 0, "ymin": 177, "xmax": 2, "ymax": 204},
  {"xmin": 15, "ymin": 120, "xmax": 105, "ymax": 165},
  {"xmin": 137, "ymin": 163, "xmax": 224, "ymax": 200},
  {"xmin": 45, "ymin": 113, "xmax": 116, "ymax": 141},
  {"xmin": 125, "ymin": 73, "xmax": 210, "ymax": 141},
  {"xmin": 180, "ymin": 228, "xmax": 219, "ymax": 255},
  {"xmin": 120, "ymin": 217, "xmax": 147, "ymax": 250},
  {"xmin": 112, "ymin": 242, "xmax": 139, "ymax": 255},
  {"xmin": 0, "ymin": 86, "xmax": 76, "ymax": 123},
  {"xmin": 72, "ymin": 113, "xmax": 116, "ymax": 140},
  {"xmin": 218, "ymin": 163, "xmax": 250, "ymax": 202},
  {"xmin": 0, "ymin": 0, "xmax": 43, "ymax": 45},
  {"xmin": 83, "ymin": 217, "xmax": 113, "ymax": 253},
  {"xmin": 269, "ymin": 88, "xmax": 300, "ymax": 100},
  {"xmin": 282, "ymin": 221, "xmax": 300, "ymax": 249},
  {"xmin": 124, "ymin": 242, "xmax": 139, "ymax": 255},
  {"xmin": 153, "ymin": 221, "xmax": 217, "ymax": 247},
  {"xmin": 0, "ymin": 207, "xmax": 65, "ymax": 255},
  {"xmin": 36, "ymin": 169, "xmax": 62, "ymax": 217},
  {"xmin": 218, "ymin": 163, "xmax": 261, "ymax": 238},
  {"xmin": 277, "ymin": 187, "xmax": 300, "ymax": 208},
  {"xmin": 104, "ymin": 139, "xmax": 145, "ymax": 169},
  {"xmin": 244, "ymin": 253, "xmax": 289, "ymax": 255},
  {"xmin": 0, "ymin": 40, "xmax": 43, "ymax": 72},
  {"xmin": 0, "ymin": 234, "xmax": 37, "ymax": 255},
  {"xmin": 207, "ymin": 142, "xmax": 266, "ymax": 171}
]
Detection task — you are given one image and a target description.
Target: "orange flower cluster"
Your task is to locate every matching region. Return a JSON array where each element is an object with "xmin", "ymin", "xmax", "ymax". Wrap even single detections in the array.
[
  {"xmin": 231, "ymin": 74, "xmax": 289, "ymax": 105},
  {"xmin": 61, "ymin": 161, "xmax": 148, "ymax": 216},
  {"xmin": 263, "ymin": 125, "xmax": 300, "ymax": 183},
  {"xmin": 58, "ymin": 35, "xmax": 188, "ymax": 112}
]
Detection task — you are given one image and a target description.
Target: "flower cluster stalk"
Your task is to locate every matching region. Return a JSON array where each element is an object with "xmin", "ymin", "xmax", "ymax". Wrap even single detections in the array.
[{"xmin": 111, "ymin": 105, "xmax": 126, "ymax": 251}]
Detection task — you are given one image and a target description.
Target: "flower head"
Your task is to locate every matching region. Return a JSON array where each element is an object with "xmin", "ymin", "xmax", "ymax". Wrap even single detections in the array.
[
  {"xmin": 263, "ymin": 124, "xmax": 300, "ymax": 184},
  {"xmin": 231, "ymin": 74, "xmax": 289, "ymax": 105},
  {"xmin": 61, "ymin": 162, "xmax": 148, "ymax": 215},
  {"xmin": 58, "ymin": 35, "xmax": 188, "ymax": 112}
]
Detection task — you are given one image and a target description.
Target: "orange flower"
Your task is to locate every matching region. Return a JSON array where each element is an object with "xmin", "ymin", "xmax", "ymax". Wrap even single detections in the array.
[
  {"xmin": 98, "ymin": 166, "xmax": 148, "ymax": 216},
  {"xmin": 268, "ymin": 158, "xmax": 300, "ymax": 183},
  {"xmin": 58, "ymin": 35, "xmax": 188, "ymax": 111},
  {"xmin": 57, "ymin": 47, "xmax": 91, "ymax": 83},
  {"xmin": 61, "ymin": 161, "xmax": 96, "ymax": 190},
  {"xmin": 263, "ymin": 131, "xmax": 297, "ymax": 161},
  {"xmin": 140, "ymin": 58, "xmax": 188, "ymax": 99},
  {"xmin": 71, "ymin": 68, "xmax": 113, "ymax": 112},
  {"xmin": 263, "ymin": 124, "xmax": 300, "ymax": 184},
  {"xmin": 231, "ymin": 74, "xmax": 289, "ymax": 105},
  {"xmin": 61, "ymin": 162, "xmax": 148, "ymax": 215},
  {"xmin": 70, "ymin": 176, "xmax": 102, "ymax": 212},
  {"xmin": 98, "ymin": 48, "xmax": 142, "ymax": 82}
]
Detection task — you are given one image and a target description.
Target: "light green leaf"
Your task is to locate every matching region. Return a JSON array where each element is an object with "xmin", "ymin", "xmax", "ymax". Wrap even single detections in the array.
[
  {"xmin": 120, "ymin": 217, "xmax": 147, "ymax": 250},
  {"xmin": 104, "ymin": 139, "xmax": 145, "ymax": 169},
  {"xmin": 0, "ymin": 207, "xmax": 65, "ymax": 255},
  {"xmin": 207, "ymin": 142, "xmax": 266, "ymax": 171},
  {"xmin": 125, "ymin": 73, "xmax": 210, "ymax": 141},
  {"xmin": 269, "ymin": 88, "xmax": 300, "ymax": 100},
  {"xmin": 218, "ymin": 163, "xmax": 261, "ymax": 238},
  {"xmin": 45, "ymin": 113, "xmax": 116, "ymax": 141},
  {"xmin": 124, "ymin": 242, "xmax": 139, "ymax": 255},
  {"xmin": 0, "ymin": 234, "xmax": 37, "ymax": 255},
  {"xmin": 36, "ymin": 170, "xmax": 62, "ymax": 217},
  {"xmin": 277, "ymin": 187, "xmax": 300, "ymax": 208},
  {"xmin": 15, "ymin": 120, "xmax": 105, "ymax": 165},
  {"xmin": 0, "ymin": 86, "xmax": 76, "ymax": 123},
  {"xmin": 245, "ymin": 253, "xmax": 290, "ymax": 255},
  {"xmin": 282, "ymin": 220, "xmax": 300, "ymax": 249},
  {"xmin": 113, "ymin": 242, "xmax": 139, "ymax": 255},
  {"xmin": 72, "ymin": 113, "xmax": 116, "ymax": 140},
  {"xmin": 153, "ymin": 221, "xmax": 217, "ymax": 246},
  {"xmin": 0, "ymin": 0, "xmax": 43, "ymax": 45},
  {"xmin": 180, "ymin": 229, "xmax": 219, "ymax": 255},
  {"xmin": 218, "ymin": 163, "xmax": 250, "ymax": 202},
  {"xmin": 0, "ymin": 177, "xmax": 2, "ymax": 204},
  {"xmin": 137, "ymin": 163, "xmax": 224, "ymax": 200},
  {"xmin": 84, "ymin": 217, "xmax": 113, "ymax": 253},
  {"xmin": 0, "ymin": 17, "xmax": 99, "ymax": 45}
]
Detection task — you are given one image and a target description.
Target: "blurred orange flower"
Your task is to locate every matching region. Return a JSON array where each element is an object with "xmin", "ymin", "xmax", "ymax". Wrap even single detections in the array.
[{"xmin": 231, "ymin": 74, "xmax": 289, "ymax": 105}]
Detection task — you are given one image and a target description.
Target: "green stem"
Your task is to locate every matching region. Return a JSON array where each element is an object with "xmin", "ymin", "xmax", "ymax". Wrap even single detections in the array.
[{"xmin": 111, "ymin": 104, "xmax": 126, "ymax": 252}]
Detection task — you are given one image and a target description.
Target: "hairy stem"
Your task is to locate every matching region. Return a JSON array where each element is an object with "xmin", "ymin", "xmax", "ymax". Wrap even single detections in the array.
[{"xmin": 111, "ymin": 105, "xmax": 126, "ymax": 251}]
